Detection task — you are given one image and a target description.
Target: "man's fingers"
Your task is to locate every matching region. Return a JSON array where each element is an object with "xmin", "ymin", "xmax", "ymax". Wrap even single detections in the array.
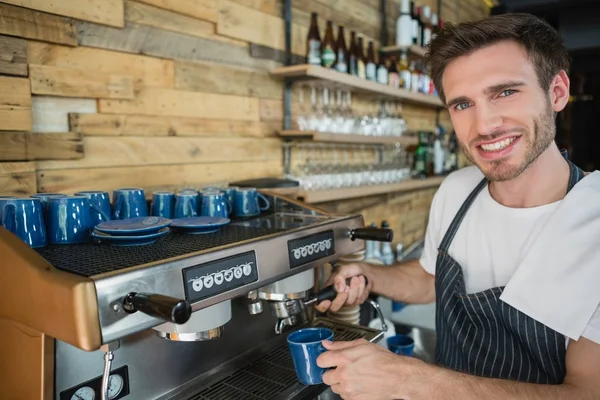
[
  {"xmin": 314, "ymin": 299, "xmax": 331, "ymax": 313},
  {"xmin": 352, "ymin": 276, "xmax": 366, "ymax": 306},
  {"xmin": 329, "ymin": 290, "xmax": 349, "ymax": 312},
  {"xmin": 323, "ymin": 338, "xmax": 368, "ymax": 351},
  {"xmin": 346, "ymin": 276, "xmax": 359, "ymax": 305}
]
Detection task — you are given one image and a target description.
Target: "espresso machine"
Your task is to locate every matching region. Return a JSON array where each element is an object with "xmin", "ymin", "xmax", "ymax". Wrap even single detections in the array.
[{"xmin": 0, "ymin": 191, "xmax": 392, "ymax": 400}]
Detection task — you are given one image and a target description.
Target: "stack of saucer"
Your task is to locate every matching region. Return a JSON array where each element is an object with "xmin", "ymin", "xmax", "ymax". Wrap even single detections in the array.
[
  {"xmin": 92, "ymin": 216, "xmax": 171, "ymax": 246},
  {"xmin": 327, "ymin": 250, "xmax": 366, "ymax": 325}
]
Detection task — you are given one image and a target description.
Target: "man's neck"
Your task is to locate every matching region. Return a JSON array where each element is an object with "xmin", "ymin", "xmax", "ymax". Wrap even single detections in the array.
[{"xmin": 488, "ymin": 144, "xmax": 570, "ymax": 208}]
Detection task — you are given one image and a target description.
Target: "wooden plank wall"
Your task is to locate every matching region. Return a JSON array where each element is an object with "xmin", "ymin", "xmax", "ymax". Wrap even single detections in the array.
[{"xmin": 0, "ymin": 0, "xmax": 489, "ymax": 247}]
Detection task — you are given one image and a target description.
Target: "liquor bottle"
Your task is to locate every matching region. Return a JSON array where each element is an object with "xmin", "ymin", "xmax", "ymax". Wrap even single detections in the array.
[
  {"xmin": 387, "ymin": 56, "xmax": 399, "ymax": 88},
  {"xmin": 396, "ymin": 0, "xmax": 413, "ymax": 47},
  {"xmin": 420, "ymin": 62, "xmax": 431, "ymax": 94},
  {"xmin": 366, "ymin": 41, "xmax": 377, "ymax": 81},
  {"xmin": 377, "ymin": 52, "xmax": 389, "ymax": 85},
  {"xmin": 321, "ymin": 20, "xmax": 336, "ymax": 68},
  {"xmin": 410, "ymin": 60, "xmax": 420, "ymax": 94},
  {"xmin": 411, "ymin": 1, "xmax": 420, "ymax": 46},
  {"xmin": 422, "ymin": 6, "xmax": 432, "ymax": 46},
  {"xmin": 426, "ymin": 131, "xmax": 435, "ymax": 177},
  {"xmin": 306, "ymin": 12, "xmax": 321, "ymax": 65},
  {"xmin": 335, "ymin": 25, "xmax": 348, "ymax": 73},
  {"xmin": 348, "ymin": 30, "xmax": 359, "ymax": 76},
  {"xmin": 398, "ymin": 51, "xmax": 411, "ymax": 91},
  {"xmin": 414, "ymin": 131, "xmax": 428, "ymax": 179},
  {"xmin": 357, "ymin": 36, "xmax": 367, "ymax": 79},
  {"xmin": 416, "ymin": 6, "xmax": 425, "ymax": 47}
]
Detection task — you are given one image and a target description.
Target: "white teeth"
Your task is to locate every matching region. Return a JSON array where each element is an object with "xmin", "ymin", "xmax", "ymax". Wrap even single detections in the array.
[{"xmin": 480, "ymin": 137, "xmax": 516, "ymax": 152}]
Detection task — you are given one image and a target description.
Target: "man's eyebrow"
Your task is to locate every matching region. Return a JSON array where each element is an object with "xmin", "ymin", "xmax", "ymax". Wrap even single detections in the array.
[{"xmin": 445, "ymin": 81, "xmax": 526, "ymax": 108}]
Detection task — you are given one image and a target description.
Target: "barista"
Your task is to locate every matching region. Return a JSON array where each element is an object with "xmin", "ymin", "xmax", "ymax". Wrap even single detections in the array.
[{"xmin": 315, "ymin": 13, "xmax": 600, "ymax": 400}]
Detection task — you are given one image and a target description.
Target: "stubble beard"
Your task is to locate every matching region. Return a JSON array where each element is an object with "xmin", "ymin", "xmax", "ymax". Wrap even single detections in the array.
[{"xmin": 459, "ymin": 104, "xmax": 556, "ymax": 182}]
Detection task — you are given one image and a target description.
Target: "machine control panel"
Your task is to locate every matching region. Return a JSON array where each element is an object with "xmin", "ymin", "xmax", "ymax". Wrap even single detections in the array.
[
  {"xmin": 60, "ymin": 365, "xmax": 130, "ymax": 400},
  {"xmin": 287, "ymin": 230, "xmax": 335, "ymax": 269},
  {"xmin": 183, "ymin": 251, "xmax": 258, "ymax": 302}
]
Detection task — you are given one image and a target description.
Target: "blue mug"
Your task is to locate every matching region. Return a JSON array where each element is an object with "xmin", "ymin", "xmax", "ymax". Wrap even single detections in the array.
[
  {"xmin": 1, "ymin": 198, "xmax": 47, "ymax": 248},
  {"xmin": 174, "ymin": 191, "xmax": 199, "ymax": 218},
  {"xmin": 0, "ymin": 196, "xmax": 17, "ymax": 224},
  {"xmin": 287, "ymin": 327, "xmax": 334, "ymax": 385},
  {"xmin": 151, "ymin": 191, "xmax": 174, "ymax": 218},
  {"xmin": 112, "ymin": 188, "xmax": 148, "ymax": 220},
  {"xmin": 234, "ymin": 188, "xmax": 270, "ymax": 218},
  {"xmin": 200, "ymin": 191, "xmax": 229, "ymax": 218},
  {"xmin": 75, "ymin": 191, "xmax": 111, "ymax": 228},
  {"xmin": 30, "ymin": 193, "xmax": 66, "ymax": 217},
  {"xmin": 387, "ymin": 334, "xmax": 415, "ymax": 356},
  {"xmin": 47, "ymin": 196, "xmax": 93, "ymax": 244},
  {"xmin": 221, "ymin": 187, "xmax": 238, "ymax": 216}
]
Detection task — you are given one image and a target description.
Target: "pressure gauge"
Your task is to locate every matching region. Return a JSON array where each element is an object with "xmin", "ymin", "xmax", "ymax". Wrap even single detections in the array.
[
  {"xmin": 108, "ymin": 374, "xmax": 124, "ymax": 398},
  {"xmin": 70, "ymin": 386, "xmax": 95, "ymax": 400}
]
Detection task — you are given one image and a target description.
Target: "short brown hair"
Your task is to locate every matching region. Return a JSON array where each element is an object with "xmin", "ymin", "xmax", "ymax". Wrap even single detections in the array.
[{"xmin": 427, "ymin": 13, "xmax": 570, "ymax": 104}]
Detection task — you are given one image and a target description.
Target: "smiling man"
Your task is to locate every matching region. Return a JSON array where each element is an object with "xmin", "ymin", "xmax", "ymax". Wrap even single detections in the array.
[{"xmin": 314, "ymin": 13, "xmax": 600, "ymax": 400}]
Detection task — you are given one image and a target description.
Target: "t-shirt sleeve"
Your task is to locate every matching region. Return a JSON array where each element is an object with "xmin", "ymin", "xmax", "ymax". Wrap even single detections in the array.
[
  {"xmin": 419, "ymin": 189, "xmax": 442, "ymax": 276},
  {"xmin": 581, "ymin": 302, "xmax": 600, "ymax": 345}
]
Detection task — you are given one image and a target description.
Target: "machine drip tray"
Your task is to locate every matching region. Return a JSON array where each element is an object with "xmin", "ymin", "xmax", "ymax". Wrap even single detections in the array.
[{"xmin": 165, "ymin": 318, "xmax": 383, "ymax": 400}]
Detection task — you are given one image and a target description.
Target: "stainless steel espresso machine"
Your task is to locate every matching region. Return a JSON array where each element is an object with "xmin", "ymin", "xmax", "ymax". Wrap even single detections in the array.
[{"xmin": 0, "ymin": 191, "xmax": 392, "ymax": 400}]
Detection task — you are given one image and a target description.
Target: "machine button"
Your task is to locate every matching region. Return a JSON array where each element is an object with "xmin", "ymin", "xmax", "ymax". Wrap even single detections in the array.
[
  {"xmin": 307, "ymin": 245, "xmax": 314, "ymax": 255},
  {"xmin": 234, "ymin": 267, "xmax": 243, "ymax": 279},
  {"xmin": 325, "ymin": 239, "xmax": 332, "ymax": 249},
  {"xmin": 224, "ymin": 269, "xmax": 234, "ymax": 282},
  {"xmin": 319, "ymin": 241, "xmax": 326, "ymax": 252},
  {"xmin": 192, "ymin": 279, "xmax": 203, "ymax": 292},
  {"xmin": 243, "ymin": 263, "xmax": 252, "ymax": 276},
  {"xmin": 204, "ymin": 275, "xmax": 214, "ymax": 288},
  {"xmin": 301, "ymin": 246, "xmax": 308, "ymax": 257},
  {"xmin": 293, "ymin": 249, "xmax": 301, "ymax": 259},
  {"xmin": 214, "ymin": 272, "xmax": 224, "ymax": 285}
]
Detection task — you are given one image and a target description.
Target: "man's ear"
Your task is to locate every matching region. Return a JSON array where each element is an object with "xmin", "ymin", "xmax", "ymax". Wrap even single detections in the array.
[{"xmin": 550, "ymin": 70, "xmax": 570, "ymax": 113}]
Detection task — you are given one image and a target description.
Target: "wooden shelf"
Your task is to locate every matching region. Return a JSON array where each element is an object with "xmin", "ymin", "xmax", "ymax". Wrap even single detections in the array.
[
  {"xmin": 270, "ymin": 64, "xmax": 443, "ymax": 108},
  {"xmin": 381, "ymin": 45, "xmax": 428, "ymax": 58},
  {"xmin": 298, "ymin": 176, "xmax": 445, "ymax": 203},
  {"xmin": 277, "ymin": 130, "xmax": 419, "ymax": 146}
]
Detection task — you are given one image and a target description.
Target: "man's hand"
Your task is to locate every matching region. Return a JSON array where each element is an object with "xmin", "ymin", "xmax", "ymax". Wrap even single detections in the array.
[
  {"xmin": 316, "ymin": 339, "xmax": 431, "ymax": 400},
  {"xmin": 315, "ymin": 263, "xmax": 373, "ymax": 313}
]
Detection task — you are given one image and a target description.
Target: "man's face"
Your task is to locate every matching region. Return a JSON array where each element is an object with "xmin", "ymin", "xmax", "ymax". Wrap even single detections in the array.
[{"xmin": 442, "ymin": 40, "xmax": 559, "ymax": 182}]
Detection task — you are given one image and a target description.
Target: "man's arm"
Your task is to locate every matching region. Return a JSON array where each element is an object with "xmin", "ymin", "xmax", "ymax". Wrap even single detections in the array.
[
  {"xmin": 418, "ymin": 337, "xmax": 600, "ymax": 400},
  {"xmin": 369, "ymin": 259, "xmax": 435, "ymax": 304}
]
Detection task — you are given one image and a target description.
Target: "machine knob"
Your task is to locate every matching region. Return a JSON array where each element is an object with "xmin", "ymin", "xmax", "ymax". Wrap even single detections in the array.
[
  {"xmin": 123, "ymin": 292, "xmax": 192, "ymax": 324},
  {"xmin": 349, "ymin": 228, "xmax": 393, "ymax": 242}
]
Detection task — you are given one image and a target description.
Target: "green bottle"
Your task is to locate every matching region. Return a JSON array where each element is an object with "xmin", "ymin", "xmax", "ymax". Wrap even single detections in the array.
[{"xmin": 414, "ymin": 131, "xmax": 428, "ymax": 179}]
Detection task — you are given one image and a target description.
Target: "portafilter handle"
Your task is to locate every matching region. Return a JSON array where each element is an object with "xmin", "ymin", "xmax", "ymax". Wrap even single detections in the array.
[
  {"xmin": 304, "ymin": 276, "xmax": 370, "ymax": 306},
  {"xmin": 349, "ymin": 227, "xmax": 393, "ymax": 242},
  {"xmin": 123, "ymin": 292, "xmax": 192, "ymax": 324}
]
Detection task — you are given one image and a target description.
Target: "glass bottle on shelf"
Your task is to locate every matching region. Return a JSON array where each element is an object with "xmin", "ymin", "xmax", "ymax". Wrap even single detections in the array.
[
  {"xmin": 335, "ymin": 25, "xmax": 348, "ymax": 73},
  {"xmin": 321, "ymin": 21, "xmax": 336, "ymax": 69},
  {"xmin": 410, "ymin": 60, "xmax": 420, "ymax": 94},
  {"xmin": 398, "ymin": 51, "xmax": 411, "ymax": 91},
  {"xmin": 414, "ymin": 131, "xmax": 428, "ymax": 179},
  {"xmin": 357, "ymin": 36, "xmax": 367, "ymax": 79},
  {"xmin": 388, "ymin": 56, "xmax": 400, "ymax": 88},
  {"xmin": 377, "ymin": 52, "xmax": 389, "ymax": 85},
  {"xmin": 348, "ymin": 30, "xmax": 359, "ymax": 76},
  {"xmin": 366, "ymin": 41, "xmax": 377, "ymax": 82},
  {"xmin": 306, "ymin": 12, "xmax": 321, "ymax": 65}
]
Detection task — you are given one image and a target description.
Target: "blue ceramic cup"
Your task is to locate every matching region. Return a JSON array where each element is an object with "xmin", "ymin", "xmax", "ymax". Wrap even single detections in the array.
[
  {"xmin": 30, "ymin": 193, "xmax": 67, "ymax": 217},
  {"xmin": 151, "ymin": 191, "xmax": 174, "ymax": 218},
  {"xmin": 234, "ymin": 188, "xmax": 270, "ymax": 218},
  {"xmin": 0, "ymin": 196, "xmax": 17, "ymax": 224},
  {"xmin": 287, "ymin": 327, "xmax": 334, "ymax": 385},
  {"xmin": 221, "ymin": 187, "xmax": 238, "ymax": 216},
  {"xmin": 174, "ymin": 191, "xmax": 199, "ymax": 218},
  {"xmin": 112, "ymin": 188, "xmax": 148, "ymax": 220},
  {"xmin": 75, "ymin": 191, "xmax": 111, "ymax": 228},
  {"xmin": 200, "ymin": 191, "xmax": 229, "ymax": 218},
  {"xmin": 387, "ymin": 334, "xmax": 415, "ymax": 356},
  {"xmin": 1, "ymin": 198, "xmax": 47, "ymax": 248},
  {"xmin": 47, "ymin": 196, "xmax": 93, "ymax": 244}
]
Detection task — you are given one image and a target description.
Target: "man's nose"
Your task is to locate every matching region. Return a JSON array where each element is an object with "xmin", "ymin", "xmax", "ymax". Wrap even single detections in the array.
[{"xmin": 474, "ymin": 103, "xmax": 502, "ymax": 135}]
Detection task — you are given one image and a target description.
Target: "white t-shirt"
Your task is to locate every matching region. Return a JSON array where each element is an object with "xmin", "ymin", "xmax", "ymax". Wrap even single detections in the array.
[{"xmin": 419, "ymin": 166, "xmax": 600, "ymax": 346}]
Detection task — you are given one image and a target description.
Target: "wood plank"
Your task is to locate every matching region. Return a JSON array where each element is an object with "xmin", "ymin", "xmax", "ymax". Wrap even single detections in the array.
[
  {"xmin": 249, "ymin": 43, "xmax": 305, "ymax": 65},
  {"xmin": 32, "ymin": 96, "xmax": 97, "ymax": 133},
  {"xmin": 29, "ymin": 65, "xmax": 135, "ymax": 100},
  {"xmin": 0, "ymin": 0, "xmax": 124, "ymax": 27},
  {"xmin": 0, "ymin": 161, "xmax": 36, "ymax": 196},
  {"xmin": 69, "ymin": 113, "xmax": 267, "ymax": 137},
  {"xmin": 0, "ymin": 3, "xmax": 77, "ymax": 46},
  {"xmin": 77, "ymin": 21, "xmax": 278, "ymax": 71},
  {"xmin": 0, "ymin": 76, "xmax": 32, "ymax": 131},
  {"xmin": 0, "ymin": 36, "xmax": 27, "ymax": 76},
  {"xmin": 135, "ymin": 0, "xmax": 218, "ymax": 22},
  {"xmin": 270, "ymin": 64, "xmax": 444, "ymax": 108},
  {"xmin": 175, "ymin": 61, "xmax": 283, "ymax": 99},
  {"xmin": 37, "ymin": 159, "xmax": 283, "ymax": 194},
  {"xmin": 312, "ymin": 0, "xmax": 379, "ymax": 32},
  {"xmin": 0, "ymin": 131, "xmax": 83, "ymax": 161},
  {"xmin": 27, "ymin": 41, "xmax": 174, "ymax": 89},
  {"xmin": 278, "ymin": 130, "xmax": 419, "ymax": 146},
  {"xmin": 231, "ymin": 0, "xmax": 278, "ymax": 15},
  {"xmin": 299, "ymin": 177, "xmax": 445, "ymax": 203},
  {"xmin": 217, "ymin": 0, "xmax": 306, "ymax": 55},
  {"xmin": 98, "ymin": 88, "xmax": 260, "ymax": 121},
  {"xmin": 36, "ymin": 136, "xmax": 281, "ymax": 170},
  {"xmin": 125, "ymin": 0, "xmax": 214, "ymax": 39}
]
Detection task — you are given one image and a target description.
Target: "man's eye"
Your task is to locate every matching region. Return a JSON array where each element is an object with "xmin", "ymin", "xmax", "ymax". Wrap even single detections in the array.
[
  {"xmin": 455, "ymin": 102, "xmax": 471, "ymax": 111},
  {"xmin": 499, "ymin": 89, "xmax": 516, "ymax": 97}
]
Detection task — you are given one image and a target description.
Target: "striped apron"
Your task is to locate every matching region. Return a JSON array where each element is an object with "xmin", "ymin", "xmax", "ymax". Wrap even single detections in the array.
[{"xmin": 434, "ymin": 159, "xmax": 585, "ymax": 384}]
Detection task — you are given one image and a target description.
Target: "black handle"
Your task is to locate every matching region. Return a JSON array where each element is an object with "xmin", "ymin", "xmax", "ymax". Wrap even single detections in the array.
[
  {"xmin": 123, "ymin": 292, "xmax": 192, "ymax": 324},
  {"xmin": 349, "ymin": 228, "xmax": 393, "ymax": 242},
  {"xmin": 315, "ymin": 276, "xmax": 369, "ymax": 303}
]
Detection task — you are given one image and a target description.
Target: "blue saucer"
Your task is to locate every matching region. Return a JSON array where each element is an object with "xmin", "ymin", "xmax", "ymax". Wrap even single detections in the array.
[
  {"xmin": 95, "ymin": 216, "xmax": 171, "ymax": 235},
  {"xmin": 170, "ymin": 216, "xmax": 229, "ymax": 234},
  {"xmin": 92, "ymin": 227, "xmax": 169, "ymax": 246}
]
